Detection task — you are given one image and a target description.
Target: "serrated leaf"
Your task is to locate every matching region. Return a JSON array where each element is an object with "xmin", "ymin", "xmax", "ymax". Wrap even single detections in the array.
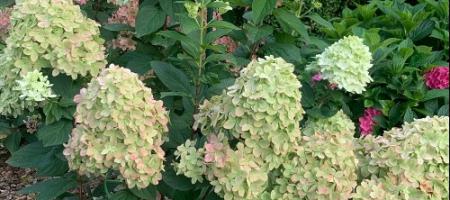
[
  {"xmin": 151, "ymin": 61, "xmax": 195, "ymax": 95},
  {"xmin": 208, "ymin": 20, "xmax": 240, "ymax": 30},
  {"xmin": 37, "ymin": 120, "xmax": 73, "ymax": 147},
  {"xmin": 136, "ymin": 5, "xmax": 166, "ymax": 37},
  {"xmin": 273, "ymin": 8, "xmax": 310, "ymax": 40},
  {"xmin": 251, "ymin": 0, "xmax": 276, "ymax": 24},
  {"xmin": 409, "ymin": 19, "xmax": 435, "ymax": 41},
  {"xmin": 19, "ymin": 173, "xmax": 77, "ymax": 200}
]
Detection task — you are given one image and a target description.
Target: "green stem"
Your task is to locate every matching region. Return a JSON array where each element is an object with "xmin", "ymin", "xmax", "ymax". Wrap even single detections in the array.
[{"xmin": 194, "ymin": 6, "xmax": 208, "ymax": 108}]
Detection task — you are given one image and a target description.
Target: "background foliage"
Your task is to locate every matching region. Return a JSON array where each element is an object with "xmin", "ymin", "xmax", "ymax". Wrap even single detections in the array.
[{"xmin": 0, "ymin": 0, "xmax": 448, "ymax": 199}]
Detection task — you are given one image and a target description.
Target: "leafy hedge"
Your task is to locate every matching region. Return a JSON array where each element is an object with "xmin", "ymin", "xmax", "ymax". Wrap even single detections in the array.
[{"xmin": 0, "ymin": 0, "xmax": 448, "ymax": 199}]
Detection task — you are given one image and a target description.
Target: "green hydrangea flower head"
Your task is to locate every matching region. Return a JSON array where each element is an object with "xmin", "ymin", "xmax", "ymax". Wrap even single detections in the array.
[
  {"xmin": 63, "ymin": 65, "xmax": 169, "ymax": 189},
  {"xmin": 0, "ymin": 53, "xmax": 39, "ymax": 116},
  {"xmin": 177, "ymin": 56, "xmax": 304, "ymax": 199},
  {"xmin": 303, "ymin": 110, "xmax": 355, "ymax": 136},
  {"xmin": 307, "ymin": 35, "xmax": 373, "ymax": 94},
  {"xmin": 5, "ymin": 0, "xmax": 106, "ymax": 79},
  {"xmin": 194, "ymin": 55, "xmax": 304, "ymax": 169},
  {"xmin": 173, "ymin": 140, "xmax": 207, "ymax": 184},
  {"xmin": 270, "ymin": 110, "xmax": 358, "ymax": 200},
  {"xmin": 354, "ymin": 116, "xmax": 449, "ymax": 199},
  {"xmin": 14, "ymin": 70, "xmax": 56, "ymax": 102}
]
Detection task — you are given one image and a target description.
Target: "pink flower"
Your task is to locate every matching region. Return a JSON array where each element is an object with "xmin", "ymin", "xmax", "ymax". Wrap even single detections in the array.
[
  {"xmin": 424, "ymin": 66, "xmax": 449, "ymax": 89},
  {"xmin": 359, "ymin": 107, "xmax": 382, "ymax": 136},
  {"xmin": 312, "ymin": 73, "xmax": 323, "ymax": 82},
  {"xmin": 108, "ymin": 0, "xmax": 139, "ymax": 27},
  {"xmin": 204, "ymin": 135, "xmax": 227, "ymax": 167}
]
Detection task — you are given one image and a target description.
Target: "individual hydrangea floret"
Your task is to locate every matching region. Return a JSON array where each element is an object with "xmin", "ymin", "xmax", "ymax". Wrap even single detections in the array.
[
  {"xmin": 307, "ymin": 35, "xmax": 373, "ymax": 94},
  {"xmin": 14, "ymin": 70, "xmax": 56, "ymax": 102},
  {"xmin": 270, "ymin": 110, "xmax": 358, "ymax": 200},
  {"xmin": 424, "ymin": 66, "xmax": 449, "ymax": 89},
  {"xmin": 5, "ymin": 0, "xmax": 106, "ymax": 79},
  {"xmin": 64, "ymin": 65, "xmax": 169, "ymax": 189},
  {"xmin": 354, "ymin": 116, "xmax": 449, "ymax": 199}
]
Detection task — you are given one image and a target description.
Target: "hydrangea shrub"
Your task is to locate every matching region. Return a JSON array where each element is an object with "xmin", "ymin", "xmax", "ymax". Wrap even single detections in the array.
[
  {"xmin": 354, "ymin": 116, "xmax": 449, "ymax": 199},
  {"xmin": 307, "ymin": 35, "xmax": 373, "ymax": 94},
  {"xmin": 63, "ymin": 65, "xmax": 169, "ymax": 189}
]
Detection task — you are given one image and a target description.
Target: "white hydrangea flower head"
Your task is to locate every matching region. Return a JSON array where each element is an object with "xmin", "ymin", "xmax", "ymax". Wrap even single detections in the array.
[
  {"xmin": 270, "ymin": 110, "xmax": 358, "ymax": 200},
  {"xmin": 308, "ymin": 35, "xmax": 373, "ymax": 94},
  {"xmin": 354, "ymin": 116, "xmax": 449, "ymax": 199},
  {"xmin": 64, "ymin": 65, "xmax": 169, "ymax": 189},
  {"xmin": 14, "ymin": 70, "xmax": 56, "ymax": 102}
]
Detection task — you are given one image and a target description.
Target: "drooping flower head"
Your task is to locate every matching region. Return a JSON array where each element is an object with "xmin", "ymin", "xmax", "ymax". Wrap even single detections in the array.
[
  {"xmin": 354, "ymin": 116, "xmax": 449, "ymax": 199},
  {"xmin": 5, "ymin": 0, "xmax": 106, "ymax": 79},
  {"xmin": 307, "ymin": 35, "xmax": 373, "ymax": 94},
  {"xmin": 358, "ymin": 107, "xmax": 382, "ymax": 136},
  {"xmin": 64, "ymin": 65, "xmax": 169, "ymax": 189},
  {"xmin": 424, "ymin": 66, "xmax": 449, "ymax": 89}
]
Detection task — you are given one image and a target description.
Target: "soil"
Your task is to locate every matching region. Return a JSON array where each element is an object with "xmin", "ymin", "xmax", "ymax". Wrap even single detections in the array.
[{"xmin": 0, "ymin": 147, "xmax": 37, "ymax": 200}]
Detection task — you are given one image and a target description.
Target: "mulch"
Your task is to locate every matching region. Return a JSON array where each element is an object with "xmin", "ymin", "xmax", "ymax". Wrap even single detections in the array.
[{"xmin": 0, "ymin": 147, "xmax": 37, "ymax": 200}]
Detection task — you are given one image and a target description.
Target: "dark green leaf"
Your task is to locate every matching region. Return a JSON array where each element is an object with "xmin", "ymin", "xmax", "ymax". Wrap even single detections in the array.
[
  {"xmin": 162, "ymin": 165, "xmax": 195, "ymax": 191},
  {"xmin": 208, "ymin": 21, "xmax": 240, "ymax": 30},
  {"xmin": 151, "ymin": 61, "xmax": 195, "ymax": 95},
  {"xmin": 130, "ymin": 186, "xmax": 157, "ymax": 200},
  {"xmin": 437, "ymin": 104, "xmax": 449, "ymax": 116},
  {"xmin": 273, "ymin": 8, "xmax": 310, "ymax": 40},
  {"xmin": 19, "ymin": 173, "xmax": 77, "ymax": 200},
  {"xmin": 103, "ymin": 24, "xmax": 134, "ymax": 32},
  {"xmin": 403, "ymin": 107, "xmax": 416, "ymax": 122},
  {"xmin": 136, "ymin": 5, "xmax": 166, "ymax": 37},
  {"xmin": 251, "ymin": 0, "xmax": 276, "ymax": 24},
  {"xmin": 110, "ymin": 190, "xmax": 139, "ymax": 200},
  {"xmin": 159, "ymin": 0, "xmax": 174, "ymax": 16},
  {"xmin": 409, "ymin": 19, "xmax": 435, "ymax": 41},
  {"xmin": 245, "ymin": 24, "xmax": 273, "ymax": 43},
  {"xmin": 37, "ymin": 120, "xmax": 73, "ymax": 147},
  {"xmin": 3, "ymin": 132, "xmax": 22, "ymax": 153},
  {"xmin": 0, "ymin": 0, "xmax": 14, "ymax": 8},
  {"xmin": 423, "ymin": 89, "xmax": 449, "ymax": 102},
  {"xmin": 307, "ymin": 13, "xmax": 334, "ymax": 29}
]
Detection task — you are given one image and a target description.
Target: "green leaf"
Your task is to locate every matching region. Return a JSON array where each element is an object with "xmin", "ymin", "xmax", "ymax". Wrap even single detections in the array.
[
  {"xmin": 7, "ymin": 142, "xmax": 68, "ymax": 176},
  {"xmin": 19, "ymin": 173, "xmax": 77, "ymax": 200},
  {"xmin": 423, "ymin": 89, "xmax": 449, "ymax": 102},
  {"xmin": 151, "ymin": 61, "xmax": 195, "ymax": 95},
  {"xmin": 206, "ymin": 78, "xmax": 235, "ymax": 97},
  {"xmin": 206, "ymin": 29, "xmax": 232, "ymax": 43},
  {"xmin": 0, "ymin": 0, "xmax": 14, "ymax": 8},
  {"xmin": 3, "ymin": 132, "xmax": 22, "ymax": 153},
  {"xmin": 37, "ymin": 120, "xmax": 73, "ymax": 147},
  {"xmin": 403, "ymin": 107, "xmax": 416, "ymax": 122},
  {"xmin": 208, "ymin": 20, "xmax": 240, "ymax": 30},
  {"xmin": 261, "ymin": 43, "xmax": 302, "ymax": 64},
  {"xmin": 437, "ymin": 104, "xmax": 449, "ymax": 116},
  {"xmin": 103, "ymin": 24, "xmax": 134, "ymax": 32},
  {"xmin": 136, "ymin": 5, "xmax": 166, "ymax": 37},
  {"xmin": 110, "ymin": 190, "xmax": 139, "ymax": 200},
  {"xmin": 245, "ymin": 24, "xmax": 273, "ymax": 43},
  {"xmin": 42, "ymin": 101, "xmax": 75, "ymax": 125},
  {"xmin": 273, "ymin": 8, "xmax": 310, "ymax": 40},
  {"xmin": 160, "ymin": 92, "xmax": 192, "ymax": 99},
  {"xmin": 130, "ymin": 186, "xmax": 157, "ymax": 200},
  {"xmin": 251, "ymin": 0, "xmax": 276, "ymax": 24},
  {"xmin": 307, "ymin": 13, "xmax": 334, "ymax": 30},
  {"xmin": 162, "ymin": 165, "xmax": 195, "ymax": 191},
  {"xmin": 159, "ymin": 0, "xmax": 174, "ymax": 16},
  {"xmin": 408, "ymin": 19, "xmax": 435, "ymax": 41},
  {"xmin": 158, "ymin": 31, "xmax": 200, "ymax": 58}
]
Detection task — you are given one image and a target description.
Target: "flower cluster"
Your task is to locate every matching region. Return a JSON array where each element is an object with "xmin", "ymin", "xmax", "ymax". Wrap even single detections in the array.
[
  {"xmin": 424, "ymin": 66, "xmax": 449, "ymax": 89},
  {"xmin": 307, "ymin": 35, "xmax": 373, "ymax": 94},
  {"xmin": 0, "ymin": 8, "xmax": 11, "ymax": 40},
  {"xmin": 269, "ymin": 110, "xmax": 358, "ymax": 200},
  {"xmin": 14, "ymin": 70, "xmax": 56, "ymax": 102},
  {"xmin": 354, "ymin": 116, "xmax": 449, "ymax": 199},
  {"xmin": 111, "ymin": 31, "xmax": 136, "ymax": 51},
  {"xmin": 108, "ymin": 0, "xmax": 138, "ymax": 27},
  {"xmin": 358, "ymin": 107, "xmax": 382, "ymax": 136},
  {"xmin": 176, "ymin": 56, "xmax": 304, "ymax": 199},
  {"xmin": 63, "ymin": 65, "xmax": 169, "ymax": 189},
  {"xmin": 5, "ymin": 0, "xmax": 106, "ymax": 79}
]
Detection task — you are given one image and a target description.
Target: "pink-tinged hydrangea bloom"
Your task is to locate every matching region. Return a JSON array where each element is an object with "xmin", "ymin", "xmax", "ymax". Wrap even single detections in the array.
[
  {"xmin": 424, "ymin": 66, "xmax": 449, "ymax": 89},
  {"xmin": 312, "ymin": 73, "xmax": 323, "ymax": 82},
  {"xmin": 215, "ymin": 36, "xmax": 237, "ymax": 53},
  {"xmin": 0, "ymin": 8, "xmax": 11, "ymax": 39},
  {"xmin": 359, "ymin": 107, "xmax": 382, "ymax": 136},
  {"xmin": 204, "ymin": 135, "xmax": 228, "ymax": 167},
  {"xmin": 108, "ymin": 0, "xmax": 139, "ymax": 27}
]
